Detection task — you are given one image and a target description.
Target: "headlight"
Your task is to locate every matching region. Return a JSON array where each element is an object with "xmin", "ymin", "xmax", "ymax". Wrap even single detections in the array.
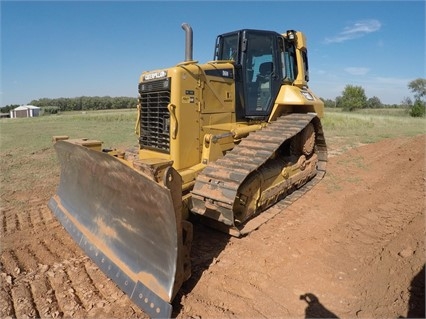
[
  {"xmin": 139, "ymin": 78, "xmax": 171, "ymax": 93},
  {"xmin": 301, "ymin": 90, "xmax": 314, "ymax": 101}
]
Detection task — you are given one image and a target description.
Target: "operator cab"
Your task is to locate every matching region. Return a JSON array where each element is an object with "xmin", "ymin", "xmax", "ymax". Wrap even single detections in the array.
[{"xmin": 214, "ymin": 29, "xmax": 301, "ymax": 120}]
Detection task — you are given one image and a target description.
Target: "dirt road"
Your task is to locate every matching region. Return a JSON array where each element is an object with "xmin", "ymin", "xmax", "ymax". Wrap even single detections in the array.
[{"xmin": 1, "ymin": 135, "xmax": 425, "ymax": 318}]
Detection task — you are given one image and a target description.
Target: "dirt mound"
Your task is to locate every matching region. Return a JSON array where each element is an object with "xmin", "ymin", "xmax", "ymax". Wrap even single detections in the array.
[{"xmin": 1, "ymin": 135, "xmax": 425, "ymax": 318}]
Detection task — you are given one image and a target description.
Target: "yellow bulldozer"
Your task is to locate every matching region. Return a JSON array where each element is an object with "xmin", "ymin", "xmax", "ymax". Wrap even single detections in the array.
[{"xmin": 48, "ymin": 23, "xmax": 327, "ymax": 318}]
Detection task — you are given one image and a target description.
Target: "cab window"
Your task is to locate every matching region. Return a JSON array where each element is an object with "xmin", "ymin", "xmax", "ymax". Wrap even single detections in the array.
[{"xmin": 216, "ymin": 34, "xmax": 239, "ymax": 61}]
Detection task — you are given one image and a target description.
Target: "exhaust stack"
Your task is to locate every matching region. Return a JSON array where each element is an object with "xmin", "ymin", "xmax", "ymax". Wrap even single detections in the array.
[{"xmin": 181, "ymin": 23, "xmax": 193, "ymax": 62}]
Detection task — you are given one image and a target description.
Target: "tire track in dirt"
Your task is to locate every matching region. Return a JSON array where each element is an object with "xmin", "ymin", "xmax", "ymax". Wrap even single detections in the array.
[
  {"xmin": 2, "ymin": 233, "xmax": 149, "ymax": 318},
  {"xmin": 11, "ymin": 280, "xmax": 40, "ymax": 318},
  {"xmin": 65, "ymin": 260, "xmax": 104, "ymax": 311},
  {"xmin": 29, "ymin": 240, "xmax": 58, "ymax": 266},
  {"xmin": 31, "ymin": 275, "xmax": 61, "ymax": 318},
  {"xmin": 1, "ymin": 250, "xmax": 21, "ymax": 276},
  {"xmin": 1, "ymin": 205, "xmax": 54, "ymax": 238},
  {"xmin": 16, "ymin": 209, "xmax": 33, "ymax": 233},
  {"xmin": 32, "ymin": 205, "xmax": 55, "ymax": 228},
  {"xmin": 38, "ymin": 240, "xmax": 61, "ymax": 260},
  {"xmin": 48, "ymin": 259, "xmax": 89, "ymax": 317},
  {"xmin": 48, "ymin": 231, "xmax": 83, "ymax": 260},
  {"xmin": 13, "ymin": 246, "xmax": 40, "ymax": 273},
  {"xmin": 1, "ymin": 209, "xmax": 9, "ymax": 236},
  {"xmin": 83, "ymin": 262, "xmax": 124, "ymax": 304},
  {"xmin": 0, "ymin": 274, "xmax": 16, "ymax": 318},
  {"xmin": 2, "ymin": 208, "xmax": 20, "ymax": 236}
]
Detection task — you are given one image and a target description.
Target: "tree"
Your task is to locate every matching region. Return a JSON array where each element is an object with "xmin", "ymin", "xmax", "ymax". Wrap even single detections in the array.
[
  {"xmin": 366, "ymin": 96, "xmax": 383, "ymax": 108},
  {"xmin": 407, "ymin": 79, "xmax": 426, "ymax": 117},
  {"xmin": 336, "ymin": 85, "xmax": 367, "ymax": 111},
  {"xmin": 0, "ymin": 104, "xmax": 19, "ymax": 113},
  {"xmin": 320, "ymin": 98, "xmax": 336, "ymax": 108},
  {"xmin": 400, "ymin": 97, "xmax": 413, "ymax": 108},
  {"xmin": 409, "ymin": 99, "xmax": 426, "ymax": 117},
  {"xmin": 29, "ymin": 96, "xmax": 138, "ymax": 111},
  {"xmin": 408, "ymin": 78, "xmax": 426, "ymax": 100}
]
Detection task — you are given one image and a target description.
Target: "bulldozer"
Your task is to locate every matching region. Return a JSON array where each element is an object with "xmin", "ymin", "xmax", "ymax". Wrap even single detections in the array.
[{"xmin": 48, "ymin": 23, "xmax": 327, "ymax": 318}]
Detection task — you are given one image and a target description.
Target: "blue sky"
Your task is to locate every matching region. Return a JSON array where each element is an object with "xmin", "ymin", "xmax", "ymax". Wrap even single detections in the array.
[{"xmin": 1, "ymin": 0, "xmax": 425, "ymax": 107}]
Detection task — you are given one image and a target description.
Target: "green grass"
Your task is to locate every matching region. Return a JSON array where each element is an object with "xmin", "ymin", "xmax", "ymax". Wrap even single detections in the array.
[
  {"xmin": 326, "ymin": 107, "xmax": 412, "ymax": 117},
  {"xmin": 1, "ymin": 109, "xmax": 137, "ymax": 153},
  {"xmin": 0, "ymin": 109, "xmax": 138, "ymax": 193},
  {"xmin": 322, "ymin": 109, "xmax": 425, "ymax": 146}
]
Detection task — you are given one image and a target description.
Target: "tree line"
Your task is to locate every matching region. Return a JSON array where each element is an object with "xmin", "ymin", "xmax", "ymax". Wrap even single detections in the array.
[
  {"xmin": 1, "ymin": 96, "xmax": 138, "ymax": 114},
  {"xmin": 2, "ymin": 79, "xmax": 425, "ymax": 117},
  {"xmin": 322, "ymin": 78, "xmax": 426, "ymax": 117}
]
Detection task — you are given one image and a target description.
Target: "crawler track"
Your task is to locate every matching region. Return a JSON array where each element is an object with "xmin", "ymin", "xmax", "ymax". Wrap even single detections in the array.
[{"xmin": 192, "ymin": 113, "xmax": 327, "ymax": 235}]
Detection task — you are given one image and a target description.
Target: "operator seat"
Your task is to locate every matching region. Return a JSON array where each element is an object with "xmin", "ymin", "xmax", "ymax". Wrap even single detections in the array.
[
  {"xmin": 256, "ymin": 62, "xmax": 273, "ymax": 110},
  {"xmin": 257, "ymin": 62, "xmax": 273, "ymax": 83}
]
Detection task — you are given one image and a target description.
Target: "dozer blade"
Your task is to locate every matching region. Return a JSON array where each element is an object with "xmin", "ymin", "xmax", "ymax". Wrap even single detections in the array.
[{"xmin": 48, "ymin": 141, "xmax": 181, "ymax": 318}]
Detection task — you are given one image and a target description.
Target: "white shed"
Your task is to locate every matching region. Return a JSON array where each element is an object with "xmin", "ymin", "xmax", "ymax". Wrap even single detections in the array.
[{"xmin": 10, "ymin": 105, "xmax": 41, "ymax": 118}]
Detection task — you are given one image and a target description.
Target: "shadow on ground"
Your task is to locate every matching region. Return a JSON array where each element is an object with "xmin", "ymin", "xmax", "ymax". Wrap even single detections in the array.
[
  {"xmin": 300, "ymin": 293, "xmax": 339, "ymax": 318},
  {"xmin": 406, "ymin": 264, "xmax": 425, "ymax": 318}
]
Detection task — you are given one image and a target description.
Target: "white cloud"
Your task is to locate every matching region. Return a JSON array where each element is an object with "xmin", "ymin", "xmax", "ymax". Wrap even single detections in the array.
[
  {"xmin": 374, "ymin": 76, "xmax": 411, "ymax": 86},
  {"xmin": 344, "ymin": 67, "xmax": 370, "ymax": 75},
  {"xmin": 325, "ymin": 19, "xmax": 382, "ymax": 44}
]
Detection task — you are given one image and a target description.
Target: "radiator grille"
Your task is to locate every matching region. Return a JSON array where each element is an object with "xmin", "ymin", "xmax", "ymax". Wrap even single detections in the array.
[{"xmin": 139, "ymin": 78, "xmax": 171, "ymax": 153}]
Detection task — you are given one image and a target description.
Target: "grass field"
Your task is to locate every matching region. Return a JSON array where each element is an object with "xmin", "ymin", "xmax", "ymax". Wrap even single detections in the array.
[
  {"xmin": 0, "ymin": 108, "xmax": 424, "ymax": 195},
  {"xmin": 0, "ymin": 109, "xmax": 137, "ymax": 196},
  {"xmin": 323, "ymin": 109, "xmax": 425, "ymax": 147}
]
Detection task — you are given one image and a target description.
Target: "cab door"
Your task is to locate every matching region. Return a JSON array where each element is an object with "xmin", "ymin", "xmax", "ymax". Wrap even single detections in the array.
[{"xmin": 241, "ymin": 31, "xmax": 283, "ymax": 118}]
